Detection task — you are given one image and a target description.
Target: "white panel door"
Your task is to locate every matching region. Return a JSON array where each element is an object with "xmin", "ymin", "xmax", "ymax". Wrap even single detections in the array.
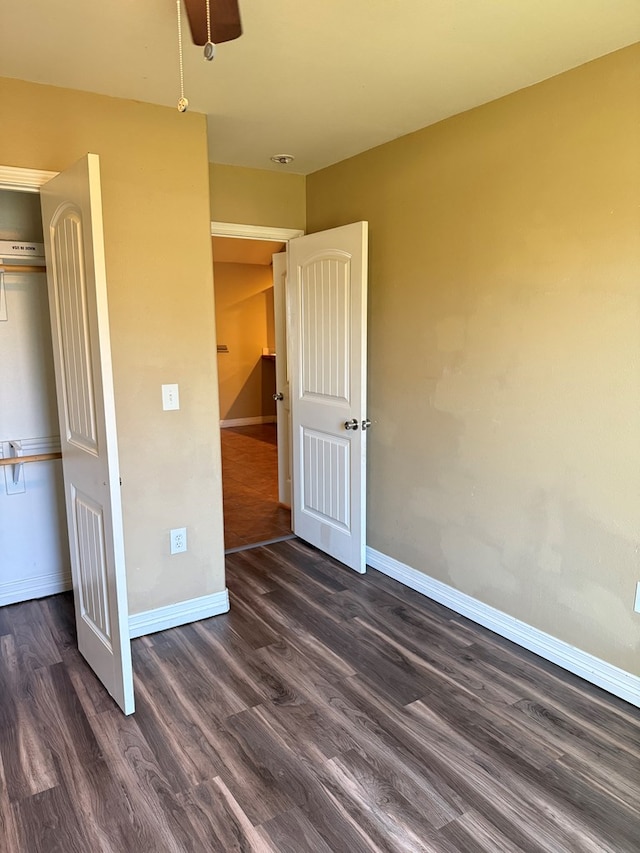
[
  {"xmin": 272, "ymin": 252, "xmax": 291, "ymax": 507},
  {"xmin": 288, "ymin": 222, "xmax": 368, "ymax": 572},
  {"xmin": 40, "ymin": 154, "xmax": 134, "ymax": 715}
]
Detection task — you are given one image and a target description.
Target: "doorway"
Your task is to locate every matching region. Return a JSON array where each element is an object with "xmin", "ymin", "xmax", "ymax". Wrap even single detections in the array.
[
  {"xmin": 211, "ymin": 219, "xmax": 369, "ymax": 571},
  {"xmin": 220, "ymin": 423, "xmax": 291, "ymax": 550},
  {"xmin": 211, "ymin": 229, "xmax": 297, "ymax": 551},
  {"xmin": 0, "ymin": 188, "xmax": 70, "ymax": 605}
]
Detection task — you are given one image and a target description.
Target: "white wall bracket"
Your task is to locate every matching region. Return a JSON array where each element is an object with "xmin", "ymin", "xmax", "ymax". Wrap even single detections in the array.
[
  {"xmin": 1, "ymin": 436, "xmax": 62, "ymax": 495},
  {"xmin": 2, "ymin": 440, "xmax": 25, "ymax": 494},
  {"xmin": 9, "ymin": 440, "xmax": 23, "ymax": 485}
]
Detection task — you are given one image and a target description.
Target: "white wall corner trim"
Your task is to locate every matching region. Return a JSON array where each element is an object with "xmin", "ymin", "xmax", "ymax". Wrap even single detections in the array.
[
  {"xmin": 128, "ymin": 589, "xmax": 230, "ymax": 639},
  {"xmin": 0, "ymin": 573, "xmax": 72, "ymax": 607},
  {"xmin": 366, "ymin": 546, "xmax": 640, "ymax": 709},
  {"xmin": 220, "ymin": 416, "xmax": 277, "ymax": 428}
]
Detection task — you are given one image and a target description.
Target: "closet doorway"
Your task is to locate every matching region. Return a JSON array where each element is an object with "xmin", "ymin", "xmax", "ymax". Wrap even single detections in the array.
[
  {"xmin": 211, "ymin": 224, "xmax": 302, "ymax": 552},
  {"xmin": 0, "ymin": 189, "xmax": 70, "ymax": 605}
]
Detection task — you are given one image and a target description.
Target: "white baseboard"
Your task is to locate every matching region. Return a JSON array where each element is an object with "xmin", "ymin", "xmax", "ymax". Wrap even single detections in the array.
[
  {"xmin": 220, "ymin": 416, "xmax": 277, "ymax": 428},
  {"xmin": 366, "ymin": 546, "xmax": 640, "ymax": 709},
  {"xmin": 0, "ymin": 572, "xmax": 72, "ymax": 606},
  {"xmin": 129, "ymin": 589, "xmax": 230, "ymax": 639}
]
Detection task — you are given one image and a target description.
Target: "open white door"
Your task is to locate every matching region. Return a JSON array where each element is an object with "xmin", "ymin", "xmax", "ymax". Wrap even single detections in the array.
[
  {"xmin": 272, "ymin": 252, "xmax": 291, "ymax": 507},
  {"xmin": 40, "ymin": 154, "xmax": 134, "ymax": 715},
  {"xmin": 288, "ymin": 222, "xmax": 368, "ymax": 572}
]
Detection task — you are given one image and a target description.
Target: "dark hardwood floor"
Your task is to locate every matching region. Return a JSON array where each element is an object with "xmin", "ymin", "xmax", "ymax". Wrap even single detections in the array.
[{"xmin": 1, "ymin": 538, "xmax": 639, "ymax": 851}]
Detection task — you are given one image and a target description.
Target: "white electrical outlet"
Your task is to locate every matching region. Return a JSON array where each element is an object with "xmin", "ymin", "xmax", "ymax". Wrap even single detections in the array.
[
  {"xmin": 634, "ymin": 581, "xmax": 640, "ymax": 614},
  {"xmin": 162, "ymin": 383, "xmax": 180, "ymax": 411},
  {"xmin": 170, "ymin": 527, "xmax": 187, "ymax": 555}
]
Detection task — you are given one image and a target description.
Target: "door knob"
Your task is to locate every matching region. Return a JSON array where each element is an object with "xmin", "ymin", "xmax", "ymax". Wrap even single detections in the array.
[
  {"xmin": 344, "ymin": 418, "xmax": 359, "ymax": 430},
  {"xmin": 273, "ymin": 392, "xmax": 284, "ymax": 401},
  {"xmin": 362, "ymin": 419, "xmax": 372, "ymax": 430}
]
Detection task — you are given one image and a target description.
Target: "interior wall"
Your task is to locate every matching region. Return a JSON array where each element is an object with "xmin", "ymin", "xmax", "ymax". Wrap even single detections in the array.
[
  {"xmin": 306, "ymin": 43, "xmax": 640, "ymax": 675},
  {"xmin": 1, "ymin": 76, "xmax": 224, "ymax": 614},
  {"xmin": 0, "ymin": 190, "xmax": 43, "ymax": 240},
  {"xmin": 214, "ymin": 261, "xmax": 276, "ymax": 421},
  {"xmin": 209, "ymin": 163, "xmax": 306, "ymax": 230}
]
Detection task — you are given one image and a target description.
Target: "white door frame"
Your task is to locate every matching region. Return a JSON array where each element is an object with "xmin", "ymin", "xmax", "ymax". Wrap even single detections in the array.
[
  {"xmin": 0, "ymin": 165, "xmax": 58, "ymax": 193},
  {"xmin": 271, "ymin": 252, "xmax": 291, "ymax": 507},
  {"xmin": 211, "ymin": 222, "xmax": 304, "ymax": 242}
]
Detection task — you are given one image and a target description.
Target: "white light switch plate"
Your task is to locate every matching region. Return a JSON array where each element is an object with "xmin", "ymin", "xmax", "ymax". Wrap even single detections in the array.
[
  {"xmin": 635, "ymin": 581, "xmax": 640, "ymax": 614},
  {"xmin": 162, "ymin": 383, "xmax": 180, "ymax": 411}
]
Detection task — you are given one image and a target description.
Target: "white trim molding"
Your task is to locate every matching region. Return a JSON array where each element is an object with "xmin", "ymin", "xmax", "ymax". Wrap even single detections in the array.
[
  {"xmin": 129, "ymin": 589, "xmax": 230, "ymax": 639},
  {"xmin": 366, "ymin": 546, "xmax": 640, "ymax": 709},
  {"xmin": 220, "ymin": 415, "xmax": 277, "ymax": 428},
  {"xmin": 0, "ymin": 572, "xmax": 72, "ymax": 607},
  {"xmin": 0, "ymin": 165, "xmax": 58, "ymax": 192},
  {"xmin": 211, "ymin": 221, "xmax": 304, "ymax": 241}
]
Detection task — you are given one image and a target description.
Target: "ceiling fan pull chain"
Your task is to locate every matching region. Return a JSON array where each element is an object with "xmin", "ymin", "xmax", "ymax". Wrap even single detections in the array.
[
  {"xmin": 176, "ymin": 0, "xmax": 189, "ymax": 112},
  {"xmin": 204, "ymin": 0, "xmax": 216, "ymax": 60}
]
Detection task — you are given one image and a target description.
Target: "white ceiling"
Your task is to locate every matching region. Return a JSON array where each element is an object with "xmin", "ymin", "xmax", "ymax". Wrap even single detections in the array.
[{"xmin": 2, "ymin": 1, "xmax": 639, "ymax": 174}]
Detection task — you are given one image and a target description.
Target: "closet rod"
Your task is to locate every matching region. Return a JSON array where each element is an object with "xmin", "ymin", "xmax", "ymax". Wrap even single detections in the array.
[
  {"xmin": 0, "ymin": 452, "xmax": 61, "ymax": 467},
  {"xmin": 0, "ymin": 263, "xmax": 46, "ymax": 274}
]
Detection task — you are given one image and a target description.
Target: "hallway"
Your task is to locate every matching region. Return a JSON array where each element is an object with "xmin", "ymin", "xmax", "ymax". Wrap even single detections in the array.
[{"xmin": 221, "ymin": 424, "xmax": 291, "ymax": 551}]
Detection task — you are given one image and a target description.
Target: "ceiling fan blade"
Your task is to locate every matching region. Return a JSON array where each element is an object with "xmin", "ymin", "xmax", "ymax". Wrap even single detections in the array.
[{"xmin": 183, "ymin": 0, "xmax": 242, "ymax": 46}]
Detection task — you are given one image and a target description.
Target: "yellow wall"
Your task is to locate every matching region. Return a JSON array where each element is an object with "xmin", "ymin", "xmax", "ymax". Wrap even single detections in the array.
[
  {"xmin": 307, "ymin": 44, "xmax": 640, "ymax": 674},
  {"xmin": 209, "ymin": 163, "xmax": 306, "ymax": 229},
  {"xmin": 214, "ymin": 262, "xmax": 276, "ymax": 421},
  {"xmin": 1, "ymin": 77, "xmax": 224, "ymax": 614}
]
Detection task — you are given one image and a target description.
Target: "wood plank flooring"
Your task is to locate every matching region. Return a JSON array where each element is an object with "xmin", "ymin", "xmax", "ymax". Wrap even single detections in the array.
[
  {"xmin": 1, "ymin": 538, "xmax": 639, "ymax": 851},
  {"xmin": 221, "ymin": 424, "xmax": 291, "ymax": 551}
]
